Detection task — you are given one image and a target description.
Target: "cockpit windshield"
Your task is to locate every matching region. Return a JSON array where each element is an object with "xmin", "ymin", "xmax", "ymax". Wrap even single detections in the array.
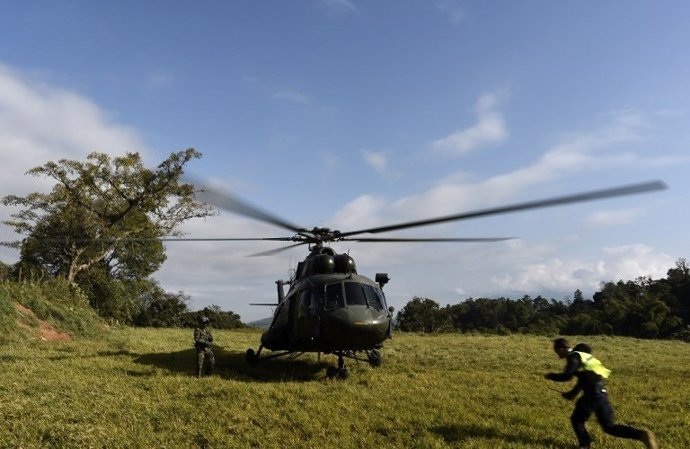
[
  {"xmin": 362, "ymin": 284, "xmax": 385, "ymax": 310},
  {"xmin": 344, "ymin": 282, "xmax": 367, "ymax": 306},
  {"xmin": 325, "ymin": 283, "xmax": 344, "ymax": 309},
  {"xmin": 324, "ymin": 282, "xmax": 386, "ymax": 310}
]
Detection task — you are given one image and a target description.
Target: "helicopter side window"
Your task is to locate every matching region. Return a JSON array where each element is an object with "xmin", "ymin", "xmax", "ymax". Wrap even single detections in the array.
[
  {"xmin": 362, "ymin": 284, "xmax": 384, "ymax": 310},
  {"xmin": 344, "ymin": 282, "xmax": 367, "ymax": 306},
  {"xmin": 325, "ymin": 283, "xmax": 345, "ymax": 309},
  {"xmin": 299, "ymin": 290, "xmax": 311, "ymax": 309}
]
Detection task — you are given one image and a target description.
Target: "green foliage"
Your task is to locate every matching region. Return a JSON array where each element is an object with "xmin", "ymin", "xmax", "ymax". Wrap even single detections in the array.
[
  {"xmin": 0, "ymin": 330, "xmax": 687, "ymax": 448},
  {"xmin": 135, "ymin": 289, "xmax": 191, "ymax": 328},
  {"xmin": 396, "ymin": 297, "xmax": 444, "ymax": 332},
  {"xmin": 2, "ymin": 149, "xmax": 215, "ymax": 324},
  {"xmin": 0, "ymin": 286, "xmax": 17, "ymax": 341},
  {"xmin": 0, "ymin": 259, "xmax": 11, "ymax": 281},
  {"xmin": 181, "ymin": 305, "xmax": 245, "ymax": 329},
  {"xmin": 1, "ymin": 279, "xmax": 106, "ymax": 340},
  {"xmin": 75, "ymin": 267, "xmax": 151, "ymax": 324},
  {"xmin": 397, "ymin": 258, "xmax": 690, "ymax": 339},
  {"xmin": 671, "ymin": 324, "xmax": 690, "ymax": 342}
]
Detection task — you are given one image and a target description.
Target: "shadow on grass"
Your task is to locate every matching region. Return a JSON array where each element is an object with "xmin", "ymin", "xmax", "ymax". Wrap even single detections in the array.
[
  {"xmin": 133, "ymin": 346, "xmax": 333, "ymax": 382},
  {"xmin": 430, "ymin": 423, "xmax": 562, "ymax": 448}
]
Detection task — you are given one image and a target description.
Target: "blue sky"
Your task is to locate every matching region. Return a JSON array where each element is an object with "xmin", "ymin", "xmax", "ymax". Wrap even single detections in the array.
[{"xmin": 1, "ymin": 1, "xmax": 689, "ymax": 321}]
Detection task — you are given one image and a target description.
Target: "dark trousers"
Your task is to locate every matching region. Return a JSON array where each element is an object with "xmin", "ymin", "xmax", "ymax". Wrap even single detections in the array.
[
  {"xmin": 196, "ymin": 347, "xmax": 215, "ymax": 377},
  {"xmin": 570, "ymin": 391, "xmax": 644, "ymax": 447}
]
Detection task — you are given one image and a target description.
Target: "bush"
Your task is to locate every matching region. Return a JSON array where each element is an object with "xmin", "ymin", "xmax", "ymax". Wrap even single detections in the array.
[
  {"xmin": 181, "ymin": 305, "xmax": 244, "ymax": 329},
  {"xmin": 0, "ymin": 285, "xmax": 18, "ymax": 342}
]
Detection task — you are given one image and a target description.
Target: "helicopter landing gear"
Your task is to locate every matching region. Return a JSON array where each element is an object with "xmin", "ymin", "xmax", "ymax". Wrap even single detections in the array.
[
  {"xmin": 245, "ymin": 346, "xmax": 263, "ymax": 365},
  {"xmin": 367, "ymin": 349, "xmax": 382, "ymax": 367},
  {"xmin": 326, "ymin": 352, "xmax": 349, "ymax": 379}
]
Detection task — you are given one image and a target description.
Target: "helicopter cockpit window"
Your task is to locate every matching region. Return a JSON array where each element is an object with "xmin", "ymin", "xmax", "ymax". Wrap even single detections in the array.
[
  {"xmin": 362, "ymin": 284, "xmax": 384, "ymax": 310},
  {"xmin": 344, "ymin": 282, "xmax": 367, "ymax": 306},
  {"xmin": 325, "ymin": 283, "xmax": 345, "ymax": 309},
  {"xmin": 311, "ymin": 287, "xmax": 324, "ymax": 309}
]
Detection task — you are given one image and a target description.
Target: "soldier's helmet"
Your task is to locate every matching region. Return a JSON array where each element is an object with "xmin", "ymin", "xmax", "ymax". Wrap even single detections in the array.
[{"xmin": 200, "ymin": 316, "xmax": 210, "ymax": 325}]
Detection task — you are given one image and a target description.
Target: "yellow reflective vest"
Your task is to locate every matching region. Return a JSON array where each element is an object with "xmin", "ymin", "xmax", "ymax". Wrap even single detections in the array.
[{"xmin": 573, "ymin": 351, "xmax": 611, "ymax": 379}]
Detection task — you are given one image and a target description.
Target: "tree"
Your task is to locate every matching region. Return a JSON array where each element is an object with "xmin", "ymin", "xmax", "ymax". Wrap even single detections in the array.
[
  {"xmin": 0, "ymin": 260, "xmax": 10, "ymax": 281},
  {"xmin": 664, "ymin": 258, "xmax": 690, "ymax": 324},
  {"xmin": 2, "ymin": 149, "xmax": 214, "ymax": 282},
  {"xmin": 396, "ymin": 297, "xmax": 443, "ymax": 332},
  {"xmin": 135, "ymin": 287, "xmax": 191, "ymax": 328}
]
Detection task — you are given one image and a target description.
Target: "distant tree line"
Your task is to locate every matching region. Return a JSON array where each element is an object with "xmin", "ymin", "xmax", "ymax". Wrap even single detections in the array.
[
  {"xmin": 396, "ymin": 258, "xmax": 690, "ymax": 341},
  {"xmin": 134, "ymin": 291, "xmax": 243, "ymax": 329}
]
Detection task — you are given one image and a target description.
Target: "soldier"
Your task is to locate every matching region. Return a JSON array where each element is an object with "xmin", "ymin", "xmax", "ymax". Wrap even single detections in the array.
[
  {"xmin": 194, "ymin": 316, "xmax": 215, "ymax": 377},
  {"xmin": 545, "ymin": 338, "xmax": 657, "ymax": 449}
]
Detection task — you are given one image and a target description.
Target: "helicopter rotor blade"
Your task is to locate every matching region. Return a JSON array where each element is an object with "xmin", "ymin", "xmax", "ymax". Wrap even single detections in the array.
[
  {"xmin": 154, "ymin": 237, "xmax": 298, "ymax": 242},
  {"xmin": 338, "ymin": 180, "xmax": 667, "ymax": 238},
  {"xmin": 343, "ymin": 237, "xmax": 515, "ymax": 242},
  {"xmin": 186, "ymin": 177, "xmax": 310, "ymax": 236},
  {"xmin": 247, "ymin": 242, "xmax": 309, "ymax": 257}
]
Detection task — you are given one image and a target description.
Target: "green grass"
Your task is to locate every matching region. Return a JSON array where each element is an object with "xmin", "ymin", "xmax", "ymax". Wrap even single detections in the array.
[{"xmin": 0, "ymin": 330, "xmax": 688, "ymax": 448}]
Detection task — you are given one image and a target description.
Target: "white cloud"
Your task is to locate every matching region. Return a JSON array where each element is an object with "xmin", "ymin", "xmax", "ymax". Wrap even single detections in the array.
[
  {"xmin": 330, "ymin": 194, "xmax": 388, "ymax": 231},
  {"xmin": 334, "ymin": 112, "xmax": 657, "ymax": 234},
  {"xmin": 363, "ymin": 151, "xmax": 386, "ymax": 172},
  {"xmin": 586, "ymin": 208, "xmax": 644, "ymax": 227},
  {"xmin": 436, "ymin": 0, "xmax": 465, "ymax": 26},
  {"xmin": 0, "ymin": 65, "xmax": 148, "ymax": 178},
  {"xmin": 362, "ymin": 150, "xmax": 400, "ymax": 178},
  {"xmin": 317, "ymin": 0, "xmax": 359, "ymax": 15},
  {"xmin": 0, "ymin": 64, "xmax": 149, "ymax": 261},
  {"xmin": 321, "ymin": 151, "xmax": 340, "ymax": 169},
  {"xmin": 316, "ymin": 110, "xmax": 673, "ymax": 313},
  {"xmin": 272, "ymin": 89, "xmax": 311, "ymax": 105},
  {"xmin": 146, "ymin": 70, "xmax": 174, "ymax": 90},
  {"xmin": 490, "ymin": 244, "xmax": 674, "ymax": 298},
  {"xmin": 430, "ymin": 92, "xmax": 508, "ymax": 156}
]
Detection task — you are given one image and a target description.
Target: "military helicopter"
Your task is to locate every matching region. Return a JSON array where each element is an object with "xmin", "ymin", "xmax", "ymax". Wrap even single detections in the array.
[{"xmin": 185, "ymin": 180, "xmax": 666, "ymax": 378}]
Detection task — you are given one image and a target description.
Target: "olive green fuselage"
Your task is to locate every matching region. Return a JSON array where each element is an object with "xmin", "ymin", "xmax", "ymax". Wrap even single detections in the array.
[{"xmin": 260, "ymin": 273, "xmax": 392, "ymax": 352}]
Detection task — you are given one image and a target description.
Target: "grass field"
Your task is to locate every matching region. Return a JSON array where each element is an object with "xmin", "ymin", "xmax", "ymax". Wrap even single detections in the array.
[{"xmin": 1, "ymin": 329, "xmax": 688, "ymax": 448}]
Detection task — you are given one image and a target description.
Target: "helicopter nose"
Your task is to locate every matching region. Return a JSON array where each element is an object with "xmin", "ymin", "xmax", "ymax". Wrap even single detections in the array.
[{"xmin": 322, "ymin": 307, "xmax": 389, "ymax": 349}]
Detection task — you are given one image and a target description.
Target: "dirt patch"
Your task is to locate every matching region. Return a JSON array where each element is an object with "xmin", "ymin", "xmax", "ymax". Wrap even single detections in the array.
[{"xmin": 15, "ymin": 303, "xmax": 72, "ymax": 342}]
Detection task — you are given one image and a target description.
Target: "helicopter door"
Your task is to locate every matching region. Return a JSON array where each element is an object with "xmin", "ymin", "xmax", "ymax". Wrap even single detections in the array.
[{"xmin": 293, "ymin": 290, "xmax": 311, "ymax": 344}]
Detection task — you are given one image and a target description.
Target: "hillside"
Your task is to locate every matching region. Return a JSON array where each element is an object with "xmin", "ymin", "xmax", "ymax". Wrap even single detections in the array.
[{"xmin": 0, "ymin": 279, "xmax": 107, "ymax": 344}]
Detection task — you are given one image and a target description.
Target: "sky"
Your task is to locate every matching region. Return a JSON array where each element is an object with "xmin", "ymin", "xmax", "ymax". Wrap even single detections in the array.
[{"xmin": 1, "ymin": 1, "xmax": 689, "ymax": 322}]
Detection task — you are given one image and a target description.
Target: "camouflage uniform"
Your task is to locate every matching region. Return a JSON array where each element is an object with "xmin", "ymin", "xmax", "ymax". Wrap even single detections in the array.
[{"xmin": 194, "ymin": 325, "xmax": 215, "ymax": 377}]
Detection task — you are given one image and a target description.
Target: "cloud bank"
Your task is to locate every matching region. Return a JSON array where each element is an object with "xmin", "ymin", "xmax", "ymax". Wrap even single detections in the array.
[{"xmin": 430, "ymin": 92, "xmax": 508, "ymax": 156}]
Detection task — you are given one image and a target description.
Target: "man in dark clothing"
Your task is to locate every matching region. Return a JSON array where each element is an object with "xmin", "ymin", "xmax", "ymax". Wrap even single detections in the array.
[
  {"xmin": 194, "ymin": 316, "xmax": 215, "ymax": 378},
  {"xmin": 545, "ymin": 338, "xmax": 657, "ymax": 449}
]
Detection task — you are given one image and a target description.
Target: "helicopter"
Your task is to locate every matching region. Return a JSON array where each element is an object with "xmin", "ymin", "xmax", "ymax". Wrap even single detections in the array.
[{"xmin": 184, "ymin": 179, "xmax": 666, "ymax": 379}]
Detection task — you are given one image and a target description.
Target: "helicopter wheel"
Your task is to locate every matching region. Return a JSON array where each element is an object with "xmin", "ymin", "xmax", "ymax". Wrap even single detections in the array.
[
  {"xmin": 326, "ymin": 366, "xmax": 349, "ymax": 379},
  {"xmin": 336, "ymin": 353, "xmax": 349, "ymax": 379},
  {"xmin": 326, "ymin": 352, "xmax": 350, "ymax": 380},
  {"xmin": 245, "ymin": 348, "xmax": 258, "ymax": 364},
  {"xmin": 367, "ymin": 349, "xmax": 382, "ymax": 368}
]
